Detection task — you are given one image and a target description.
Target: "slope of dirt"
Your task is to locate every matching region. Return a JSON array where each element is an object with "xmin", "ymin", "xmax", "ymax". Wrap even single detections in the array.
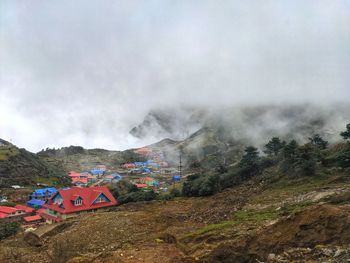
[
  {"xmin": 206, "ymin": 205, "xmax": 350, "ymax": 262},
  {"xmin": 1, "ymin": 172, "xmax": 350, "ymax": 263}
]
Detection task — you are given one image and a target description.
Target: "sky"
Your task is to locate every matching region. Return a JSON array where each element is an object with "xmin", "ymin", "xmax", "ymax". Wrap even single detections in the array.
[{"xmin": 0, "ymin": 0, "xmax": 349, "ymax": 152}]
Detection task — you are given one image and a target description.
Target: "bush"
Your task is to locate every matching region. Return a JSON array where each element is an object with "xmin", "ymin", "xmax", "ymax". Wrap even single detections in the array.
[
  {"xmin": 117, "ymin": 191, "xmax": 157, "ymax": 205},
  {"xmin": 169, "ymin": 188, "xmax": 181, "ymax": 197},
  {"xmin": 109, "ymin": 180, "xmax": 138, "ymax": 199},
  {"xmin": 182, "ymin": 174, "xmax": 220, "ymax": 197},
  {"xmin": 0, "ymin": 202, "xmax": 16, "ymax": 207},
  {"xmin": 0, "ymin": 221, "xmax": 19, "ymax": 240}
]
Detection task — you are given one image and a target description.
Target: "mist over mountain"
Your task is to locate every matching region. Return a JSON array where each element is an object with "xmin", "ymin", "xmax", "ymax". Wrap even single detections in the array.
[
  {"xmin": 130, "ymin": 103, "xmax": 350, "ymax": 149},
  {"xmin": 1, "ymin": 1, "xmax": 349, "ymax": 151}
]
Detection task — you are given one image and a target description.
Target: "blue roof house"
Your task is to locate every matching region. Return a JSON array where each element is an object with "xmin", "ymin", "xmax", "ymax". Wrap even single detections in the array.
[
  {"xmin": 27, "ymin": 199, "xmax": 46, "ymax": 209},
  {"xmin": 30, "ymin": 187, "xmax": 57, "ymax": 201}
]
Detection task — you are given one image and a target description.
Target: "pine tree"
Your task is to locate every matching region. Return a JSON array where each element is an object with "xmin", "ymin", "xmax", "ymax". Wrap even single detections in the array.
[
  {"xmin": 308, "ymin": 134, "xmax": 328, "ymax": 149},
  {"xmin": 340, "ymin": 123, "xmax": 350, "ymax": 140},
  {"xmin": 264, "ymin": 137, "xmax": 286, "ymax": 156}
]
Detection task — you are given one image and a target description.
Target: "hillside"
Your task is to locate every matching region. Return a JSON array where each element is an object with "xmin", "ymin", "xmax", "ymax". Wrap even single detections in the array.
[
  {"xmin": 1, "ymin": 162, "xmax": 350, "ymax": 262},
  {"xmin": 37, "ymin": 146, "xmax": 123, "ymax": 173},
  {"xmin": 0, "ymin": 139, "xmax": 68, "ymax": 187}
]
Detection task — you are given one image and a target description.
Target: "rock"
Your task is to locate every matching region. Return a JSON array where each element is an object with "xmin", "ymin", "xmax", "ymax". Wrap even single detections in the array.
[
  {"xmin": 24, "ymin": 232, "xmax": 42, "ymax": 247},
  {"xmin": 158, "ymin": 233, "xmax": 177, "ymax": 244},
  {"xmin": 267, "ymin": 253, "xmax": 276, "ymax": 261},
  {"xmin": 334, "ymin": 248, "xmax": 344, "ymax": 257}
]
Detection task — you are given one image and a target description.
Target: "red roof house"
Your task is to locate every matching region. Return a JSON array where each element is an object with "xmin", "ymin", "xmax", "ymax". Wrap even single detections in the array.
[
  {"xmin": 42, "ymin": 187, "xmax": 117, "ymax": 222},
  {"xmin": 122, "ymin": 163, "xmax": 136, "ymax": 169},
  {"xmin": 15, "ymin": 205, "xmax": 35, "ymax": 213},
  {"xmin": 0, "ymin": 206, "xmax": 27, "ymax": 218},
  {"xmin": 72, "ymin": 177, "xmax": 88, "ymax": 186},
  {"xmin": 0, "ymin": 212, "xmax": 8, "ymax": 218},
  {"xmin": 135, "ymin": 147, "xmax": 152, "ymax": 156},
  {"xmin": 23, "ymin": 215, "xmax": 43, "ymax": 223},
  {"xmin": 135, "ymin": 184, "xmax": 148, "ymax": 189}
]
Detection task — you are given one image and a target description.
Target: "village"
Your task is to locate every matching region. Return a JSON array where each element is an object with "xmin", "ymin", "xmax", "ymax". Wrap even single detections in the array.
[{"xmin": 0, "ymin": 147, "xmax": 182, "ymax": 228}]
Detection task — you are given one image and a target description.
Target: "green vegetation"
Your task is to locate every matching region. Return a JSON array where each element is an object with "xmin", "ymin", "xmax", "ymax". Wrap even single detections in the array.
[
  {"xmin": 264, "ymin": 137, "xmax": 285, "ymax": 156},
  {"xmin": 182, "ymin": 123, "xmax": 350, "ymax": 198},
  {"xmin": 0, "ymin": 145, "xmax": 68, "ymax": 187},
  {"xmin": 0, "ymin": 146, "xmax": 19, "ymax": 161},
  {"xmin": 0, "ymin": 221, "xmax": 19, "ymax": 240},
  {"xmin": 181, "ymin": 201, "xmax": 312, "ymax": 243},
  {"xmin": 340, "ymin": 123, "xmax": 350, "ymax": 140},
  {"xmin": 117, "ymin": 190, "xmax": 157, "ymax": 204}
]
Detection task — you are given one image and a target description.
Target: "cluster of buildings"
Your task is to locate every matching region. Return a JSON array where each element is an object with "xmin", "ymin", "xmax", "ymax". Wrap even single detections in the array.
[
  {"xmin": 0, "ymin": 186, "xmax": 117, "ymax": 225},
  {"xmin": 68, "ymin": 167, "xmax": 123, "ymax": 187},
  {"xmin": 0, "ymin": 149, "xmax": 182, "ymax": 228}
]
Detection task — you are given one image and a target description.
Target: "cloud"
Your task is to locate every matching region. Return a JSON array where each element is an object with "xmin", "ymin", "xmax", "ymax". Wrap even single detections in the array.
[{"xmin": 0, "ymin": 0, "xmax": 349, "ymax": 151}]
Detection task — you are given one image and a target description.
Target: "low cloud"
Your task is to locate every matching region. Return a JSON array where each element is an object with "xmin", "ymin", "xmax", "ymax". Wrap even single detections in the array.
[{"xmin": 0, "ymin": 0, "xmax": 349, "ymax": 151}]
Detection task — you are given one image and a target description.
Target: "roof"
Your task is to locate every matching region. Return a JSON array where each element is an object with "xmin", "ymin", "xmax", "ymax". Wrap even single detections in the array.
[
  {"xmin": 104, "ymin": 175, "xmax": 114, "ymax": 179},
  {"xmin": 36, "ymin": 209, "xmax": 46, "ymax": 215},
  {"xmin": 135, "ymin": 184, "xmax": 148, "ymax": 188},
  {"xmin": 32, "ymin": 188, "xmax": 57, "ymax": 195},
  {"xmin": 69, "ymin": 171, "xmax": 81, "ymax": 177},
  {"xmin": 43, "ymin": 186, "xmax": 117, "ymax": 214},
  {"xmin": 123, "ymin": 163, "xmax": 136, "ymax": 168},
  {"xmin": 72, "ymin": 177, "xmax": 88, "ymax": 184},
  {"xmin": 27, "ymin": 199, "xmax": 46, "ymax": 205},
  {"xmin": 24, "ymin": 215, "xmax": 42, "ymax": 222},
  {"xmin": 0, "ymin": 206, "xmax": 18, "ymax": 214},
  {"xmin": 15, "ymin": 205, "xmax": 34, "ymax": 213},
  {"xmin": 143, "ymin": 177, "xmax": 154, "ymax": 181},
  {"xmin": 0, "ymin": 212, "xmax": 8, "ymax": 218}
]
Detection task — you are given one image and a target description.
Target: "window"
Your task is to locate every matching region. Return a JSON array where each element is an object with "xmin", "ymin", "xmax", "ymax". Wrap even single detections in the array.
[
  {"xmin": 75, "ymin": 198, "xmax": 83, "ymax": 206},
  {"xmin": 95, "ymin": 197, "xmax": 105, "ymax": 203}
]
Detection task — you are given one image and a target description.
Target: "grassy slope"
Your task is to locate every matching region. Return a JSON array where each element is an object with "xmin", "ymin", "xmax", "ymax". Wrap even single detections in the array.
[{"xmin": 0, "ymin": 143, "xmax": 68, "ymax": 187}]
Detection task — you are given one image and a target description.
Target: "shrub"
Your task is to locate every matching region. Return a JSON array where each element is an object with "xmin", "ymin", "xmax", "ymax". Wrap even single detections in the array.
[
  {"xmin": 117, "ymin": 191, "xmax": 157, "ymax": 205},
  {"xmin": 169, "ymin": 188, "xmax": 181, "ymax": 197},
  {"xmin": 0, "ymin": 221, "xmax": 19, "ymax": 240},
  {"xmin": 182, "ymin": 174, "xmax": 220, "ymax": 197}
]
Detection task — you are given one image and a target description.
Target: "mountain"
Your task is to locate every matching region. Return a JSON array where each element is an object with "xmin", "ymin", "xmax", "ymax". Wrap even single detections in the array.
[
  {"xmin": 0, "ymin": 139, "xmax": 68, "ymax": 187},
  {"xmin": 130, "ymin": 104, "xmax": 350, "ymax": 148}
]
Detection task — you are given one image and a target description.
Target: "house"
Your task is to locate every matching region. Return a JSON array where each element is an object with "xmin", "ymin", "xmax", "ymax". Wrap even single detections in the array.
[
  {"xmin": 26, "ymin": 199, "xmax": 46, "ymax": 209},
  {"xmin": 135, "ymin": 183, "xmax": 148, "ymax": 189},
  {"xmin": 15, "ymin": 205, "xmax": 35, "ymax": 214},
  {"xmin": 87, "ymin": 175, "xmax": 97, "ymax": 183},
  {"xmin": 30, "ymin": 188, "xmax": 57, "ymax": 201},
  {"xmin": 72, "ymin": 177, "xmax": 88, "ymax": 187},
  {"xmin": 0, "ymin": 196, "xmax": 8, "ymax": 203},
  {"xmin": 90, "ymin": 165, "xmax": 106, "ymax": 176},
  {"xmin": 23, "ymin": 215, "xmax": 43, "ymax": 224},
  {"xmin": 0, "ymin": 206, "xmax": 27, "ymax": 219},
  {"xmin": 68, "ymin": 171, "xmax": 81, "ymax": 177},
  {"xmin": 122, "ymin": 163, "xmax": 136, "ymax": 169},
  {"xmin": 172, "ymin": 175, "xmax": 181, "ymax": 182},
  {"xmin": 42, "ymin": 186, "xmax": 117, "ymax": 223},
  {"xmin": 103, "ymin": 174, "xmax": 123, "ymax": 183},
  {"xmin": 137, "ymin": 177, "xmax": 159, "ymax": 188},
  {"xmin": 112, "ymin": 174, "xmax": 123, "ymax": 182},
  {"xmin": 135, "ymin": 147, "xmax": 152, "ymax": 156},
  {"xmin": 134, "ymin": 162, "xmax": 145, "ymax": 167},
  {"xmin": 69, "ymin": 171, "xmax": 89, "ymax": 179}
]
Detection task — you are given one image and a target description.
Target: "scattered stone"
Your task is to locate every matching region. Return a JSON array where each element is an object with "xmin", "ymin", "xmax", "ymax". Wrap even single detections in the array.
[{"xmin": 23, "ymin": 232, "xmax": 42, "ymax": 247}]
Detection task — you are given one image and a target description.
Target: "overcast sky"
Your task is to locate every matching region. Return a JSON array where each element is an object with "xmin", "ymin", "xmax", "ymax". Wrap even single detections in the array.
[{"xmin": 0, "ymin": 0, "xmax": 349, "ymax": 152}]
